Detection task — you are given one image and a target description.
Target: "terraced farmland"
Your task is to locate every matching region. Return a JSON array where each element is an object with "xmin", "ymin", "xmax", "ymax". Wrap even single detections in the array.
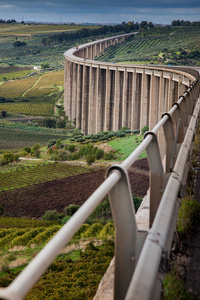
[
  {"xmin": 97, "ymin": 26, "xmax": 200, "ymax": 66},
  {"xmin": 0, "ymin": 162, "xmax": 89, "ymax": 192}
]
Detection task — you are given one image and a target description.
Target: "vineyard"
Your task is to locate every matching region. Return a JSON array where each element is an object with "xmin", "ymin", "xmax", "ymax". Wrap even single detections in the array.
[
  {"xmin": 0, "ymin": 162, "xmax": 89, "ymax": 192},
  {"xmin": 0, "ymin": 211, "xmax": 114, "ymax": 299},
  {"xmin": 97, "ymin": 26, "xmax": 200, "ymax": 66},
  {"xmin": 0, "ymin": 126, "xmax": 70, "ymax": 149},
  {"xmin": 0, "ymin": 222, "xmax": 115, "ymax": 249},
  {"xmin": 0, "ymin": 22, "xmax": 157, "ymax": 298}
]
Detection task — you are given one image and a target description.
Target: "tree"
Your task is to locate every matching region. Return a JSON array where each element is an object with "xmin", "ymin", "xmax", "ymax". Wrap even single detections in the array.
[
  {"xmin": 41, "ymin": 62, "xmax": 50, "ymax": 69},
  {"xmin": 57, "ymin": 119, "xmax": 66, "ymax": 128},
  {"xmin": 13, "ymin": 41, "xmax": 27, "ymax": 47},
  {"xmin": 1, "ymin": 111, "xmax": 7, "ymax": 118},
  {"xmin": 42, "ymin": 118, "xmax": 56, "ymax": 128}
]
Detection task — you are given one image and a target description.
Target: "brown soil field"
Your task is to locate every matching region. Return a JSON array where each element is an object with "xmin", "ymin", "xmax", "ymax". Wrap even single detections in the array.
[{"xmin": 0, "ymin": 159, "xmax": 149, "ymax": 218}]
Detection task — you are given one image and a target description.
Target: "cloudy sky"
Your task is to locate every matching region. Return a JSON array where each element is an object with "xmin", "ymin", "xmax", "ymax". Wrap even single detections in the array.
[{"xmin": 0, "ymin": 0, "xmax": 200, "ymax": 24}]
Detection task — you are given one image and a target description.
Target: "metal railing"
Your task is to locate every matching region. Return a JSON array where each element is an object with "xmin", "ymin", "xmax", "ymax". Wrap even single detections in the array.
[
  {"xmin": 0, "ymin": 79, "xmax": 199, "ymax": 300},
  {"xmin": 0, "ymin": 79, "xmax": 199, "ymax": 298}
]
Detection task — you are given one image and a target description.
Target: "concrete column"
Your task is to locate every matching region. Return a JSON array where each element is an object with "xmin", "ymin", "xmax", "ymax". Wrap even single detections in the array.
[
  {"xmin": 173, "ymin": 81, "xmax": 179, "ymax": 102},
  {"xmin": 133, "ymin": 73, "xmax": 141, "ymax": 130},
  {"xmin": 72, "ymin": 63, "xmax": 77, "ymax": 122},
  {"xmin": 127, "ymin": 72, "xmax": 133, "ymax": 129},
  {"xmin": 97, "ymin": 68, "xmax": 102, "ymax": 132},
  {"xmin": 158, "ymin": 75, "xmax": 165, "ymax": 117},
  {"xmin": 88, "ymin": 66, "xmax": 95, "ymax": 134},
  {"xmin": 113, "ymin": 68, "xmax": 120, "ymax": 131},
  {"xmin": 83, "ymin": 48, "xmax": 87, "ymax": 59},
  {"xmin": 178, "ymin": 82, "xmax": 186, "ymax": 97},
  {"xmin": 104, "ymin": 67, "xmax": 111, "ymax": 131},
  {"xmin": 167, "ymin": 75, "xmax": 174, "ymax": 111},
  {"xmin": 91, "ymin": 45, "xmax": 95, "ymax": 60},
  {"xmin": 88, "ymin": 46, "xmax": 92, "ymax": 60},
  {"xmin": 158, "ymin": 75, "xmax": 167, "ymax": 159},
  {"xmin": 95, "ymin": 66, "xmax": 100, "ymax": 132},
  {"xmin": 66, "ymin": 60, "xmax": 73, "ymax": 121},
  {"xmin": 140, "ymin": 72, "xmax": 149, "ymax": 130},
  {"xmin": 63, "ymin": 58, "xmax": 68, "ymax": 112},
  {"xmin": 149, "ymin": 75, "xmax": 159, "ymax": 130},
  {"xmin": 81, "ymin": 65, "xmax": 89, "ymax": 134},
  {"xmin": 76, "ymin": 64, "xmax": 82, "ymax": 129},
  {"xmin": 122, "ymin": 69, "xmax": 128, "ymax": 128},
  {"xmin": 131, "ymin": 70, "xmax": 137, "ymax": 130}
]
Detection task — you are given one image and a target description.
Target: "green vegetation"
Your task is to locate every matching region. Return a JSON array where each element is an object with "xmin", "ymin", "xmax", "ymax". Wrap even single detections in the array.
[
  {"xmin": 0, "ymin": 162, "xmax": 89, "ymax": 192},
  {"xmin": 97, "ymin": 25, "xmax": 200, "ymax": 66},
  {"xmin": 163, "ymin": 268, "xmax": 193, "ymax": 300},
  {"xmin": 177, "ymin": 197, "xmax": 200, "ymax": 236},
  {"xmin": 0, "ymin": 241, "xmax": 114, "ymax": 299},
  {"xmin": 108, "ymin": 134, "xmax": 146, "ymax": 160}
]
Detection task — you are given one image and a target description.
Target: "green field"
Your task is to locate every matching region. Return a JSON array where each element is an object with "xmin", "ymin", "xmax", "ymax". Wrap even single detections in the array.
[
  {"xmin": 97, "ymin": 26, "xmax": 200, "ymax": 66},
  {"xmin": 0, "ymin": 23, "xmax": 99, "ymax": 35},
  {"xmin": 0, "ymin": 162, "xmax": 89, "ymax": 192},
  {"xmin": 108, "ymin": 135, "xmax": 146, "ymax": 160}
]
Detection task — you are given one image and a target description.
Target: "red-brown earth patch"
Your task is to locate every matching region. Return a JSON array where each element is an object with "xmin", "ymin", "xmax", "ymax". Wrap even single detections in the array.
[{"xmin": 0, "ymin": 159, "xmax": 149, "ymax": 218}]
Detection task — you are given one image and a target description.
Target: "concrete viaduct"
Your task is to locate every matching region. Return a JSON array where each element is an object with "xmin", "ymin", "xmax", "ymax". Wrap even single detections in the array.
[{"xmin": 63, "ymin": 33, "xmax": 196, "ymax": 138}]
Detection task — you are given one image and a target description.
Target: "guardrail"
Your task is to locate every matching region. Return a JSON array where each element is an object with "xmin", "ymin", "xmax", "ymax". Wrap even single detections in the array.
[{"xmin": 0, "ymin": 38, "xmax": 199, "ymax": 299}]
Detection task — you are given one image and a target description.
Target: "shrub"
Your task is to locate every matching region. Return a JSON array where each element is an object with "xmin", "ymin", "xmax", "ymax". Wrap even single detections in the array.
[
  {"xmin": 23, "ymin": 146, "xmax": 31, "ymax": 153},
  {"xmin": 56, "ymin": 138, "xmax": 62, "ymax": 149},
  {"xmin": 3, "ymin": 152, "xmax": 14, "ymax": 163},
  {"xmin": 141, "ymin": 126, "xmax": 149, "ymax": 135},
  {"xmin": 31, "ymin": 143, "xmax": 41, "ymax": 151},
  {"xmin": 0, "ymin": 158, "xmax": 8, "ymax": 166},
  {"xmin": 132, "ymin": 129, "xmax": 140, "ymax": 134},
  {"xmin": 77, "ymin": 138, "xmax": 86, "ymax": 143},
  {"xmin": 42, "ymin": 210, "xmax": 64, "ymax": 222},
  {"xmin": 32, "ymin": 149, "xmax": 40, "ymax": 158},
  {"xmin": 133, "ymin": 194, "xmax": 143, "ymax": 212},
  {"xmin": 2, "ymin": 111, "xmax": 7, "ymax": 118},
  {"xmin": 95, "ymin": 149, "xmax": 104, "ymax": 159},
  {"xmin": 58, "ymin": 150, "xmax": 68, "ymax": 161},
  {"xmin": 86, "ymin": 154, "xmax": 95, "ymax": 165},
  {"xmin": 61, "ymin": 215, "xmax": 71, "ymax": 225},
  {"xmin": 57, "ymin": 119, "xmax": 66, "ymax": 128},
  {"xmin": 104, "ymin": 152, "xmax": 114, "ymax": 160},
  {"xmin": 69, "ymin": 152, "xmax": 80, "ymax": 160},
  {"xmin": 47, "ymin": 139, "xmax": 56, "ymax": 148},
  {"xmin": 20, "ymin": 150, "xmax": 28, "ymax": 157},
  {"xmin": 177, "ymin": 197, "xmax": 200, "ymax": 235},
  {"xmin": 65, "ymin": 204, "xmax": 80, "ymax": 216},
  {"xmin": 13, "ymin": 154, "xmax": 20, "ymax": 162},
  {"xmin": 67, "ymin": 144, "xmax": 75, "ymax": 153}
]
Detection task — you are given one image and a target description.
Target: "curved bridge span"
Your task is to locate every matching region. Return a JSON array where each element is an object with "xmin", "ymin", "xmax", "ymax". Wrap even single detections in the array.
[{"xmin": 64, "ymin": 33, "xmax": 196, "ymax": 136}]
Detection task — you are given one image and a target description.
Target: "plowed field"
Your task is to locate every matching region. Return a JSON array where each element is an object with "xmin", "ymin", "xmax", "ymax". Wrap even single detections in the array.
[{"xmin": 0, "ymin": 159, "xmax": 149, "ymax": 218}]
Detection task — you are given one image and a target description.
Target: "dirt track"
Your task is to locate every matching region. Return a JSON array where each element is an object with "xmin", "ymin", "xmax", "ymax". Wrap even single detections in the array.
[{"xmin": 0, "ymin": 158, "xmax": 149, "ymax": 218}]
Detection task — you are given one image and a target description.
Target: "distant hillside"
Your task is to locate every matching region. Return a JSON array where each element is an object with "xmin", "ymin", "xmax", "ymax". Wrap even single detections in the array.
[{"xmin": 96, "ymin": 25, "xmax": 200, "ymax": 66}]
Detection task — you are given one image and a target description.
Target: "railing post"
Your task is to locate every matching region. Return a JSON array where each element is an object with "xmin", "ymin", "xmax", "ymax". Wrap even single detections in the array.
[
  {"xmin": 144, "ymin": 132, "xmax": 164, "ymax": 227},
  {"xmin": 162, "ymin": 113, "xmax": 175, "ymax": 173},
  {"xmin": 106, "ymin": 165, "xmax": 139, "ymax": 300},
  {"xmin": 172, "ymin": 102, "xmax": 184, "ymax": 143}
]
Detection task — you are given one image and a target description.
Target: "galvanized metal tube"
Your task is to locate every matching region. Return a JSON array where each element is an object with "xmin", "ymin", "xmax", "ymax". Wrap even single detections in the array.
[
  {"xmin": 0, "ymin": 170, "xmax": 121, "ymax": 300},
  {"xmin": 125, "ymin": 98, "xmax": 200, "ymax": 300}
]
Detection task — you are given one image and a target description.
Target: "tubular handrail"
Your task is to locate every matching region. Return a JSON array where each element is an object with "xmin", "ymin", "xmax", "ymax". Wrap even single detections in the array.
[
  {"xmin": 0, "ymin": 34, "xmax": 199, "ymax": 299},
  {"xmin": 126, "ymin": 97, "xmax": 200, "ymax": 300},
  {"xmin": 0, "ymin": 79, "xmax": 199, "ymax": 300}
]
